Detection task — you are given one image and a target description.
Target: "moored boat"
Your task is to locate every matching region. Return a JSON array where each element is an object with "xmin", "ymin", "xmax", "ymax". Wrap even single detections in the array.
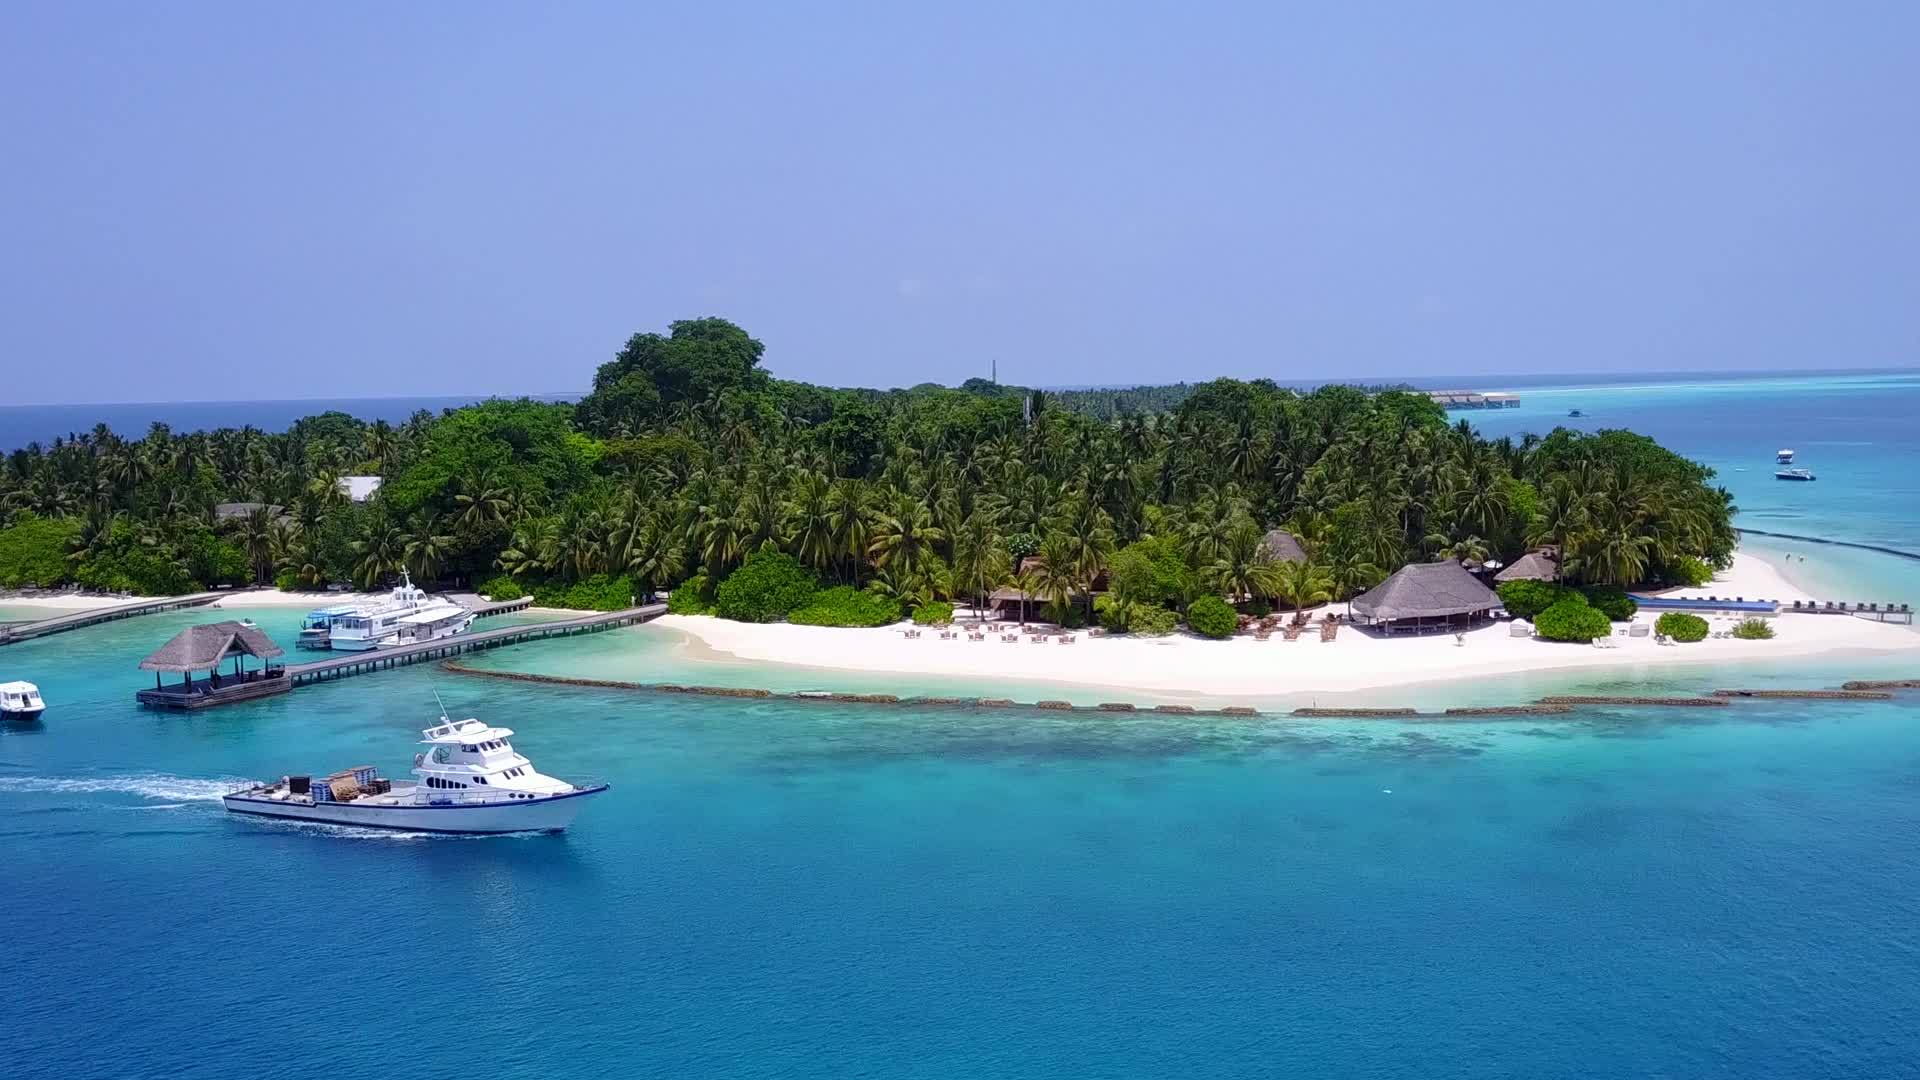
[
  {"xmin": 323, "ymin": 572, "xmax": 474, "ymax": 651},
  {"xmin": 296, "ymin": 604, "xmax": 360, "ymax": 649},
  {"xmin": 222, "ymin": 714, "xmax": 605, "ymax": 833},
  {"xmin": 1, "ymin": 680, "xmax": 45, "ymax": 720}
]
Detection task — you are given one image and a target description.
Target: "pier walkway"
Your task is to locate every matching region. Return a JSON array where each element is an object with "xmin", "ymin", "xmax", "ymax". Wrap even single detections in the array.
[
  {"xmin": 285, "ymin": 603, "xmax": 666, "ymax": 688},
  {"xmin": 1, "ymin": 592, "xmax": 222, "ymax": 646},
  {"xmin": 445, "ymin": 592, "xmax": 534, "ymax": 619}
]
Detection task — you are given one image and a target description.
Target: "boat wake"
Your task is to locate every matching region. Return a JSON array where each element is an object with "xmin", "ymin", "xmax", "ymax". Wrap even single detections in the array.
[{"xmin": 0, "ymin": 773, "xmax": 251, "ymax": 802}]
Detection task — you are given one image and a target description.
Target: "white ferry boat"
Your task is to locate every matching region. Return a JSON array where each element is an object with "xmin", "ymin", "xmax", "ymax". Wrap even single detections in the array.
[
  {"xmin": 1776, "ymin": 448, "xmax": 1795, "ymax": 464},
  {"xmin": 1, "ymin": 680, "xmax": 45, "ymax": 720},
  {"xmin": 325, "ymin": 572, "xmax": 474, "ymax": 651},
  {"xmin": 222, "ymin": 715, "xmax": 606, "ymax": 833}
]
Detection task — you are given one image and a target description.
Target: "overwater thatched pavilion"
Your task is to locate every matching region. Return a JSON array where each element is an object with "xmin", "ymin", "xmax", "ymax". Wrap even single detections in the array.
[
  {"xmin": 136, "ymin": 621, "xmax": 290, "ymax": 709},
  {"xmin": 1350, "ymin": 561, "xmax": 1500, "ymax": 634}
]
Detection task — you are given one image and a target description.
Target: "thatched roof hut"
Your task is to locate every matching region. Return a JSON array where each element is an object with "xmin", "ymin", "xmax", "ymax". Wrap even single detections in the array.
[
  {"xmin": 1350, "ymin": 562, "xmax": 1499, "ymax": 626},
  {"xmin": 1260, "ymin": 529, "xmax": 1308, "ymax": 564},
  {"xmin": 140, "ymin": 621, "xmax": 285, "ymax": 674},
  {"xmin": 1494, "ymin": 550, "xmax": 1560, "ymax": 583}
]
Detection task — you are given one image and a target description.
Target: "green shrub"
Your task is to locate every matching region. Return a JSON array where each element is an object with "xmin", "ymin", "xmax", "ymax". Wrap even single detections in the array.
[
  {"xmin": 1655, "ymin": 612, "xmax": 1709, "ymax": 642},
  {"xmin": 1579, "ymin": 585, "xmax": 1638, "ymax": 621},
  {"xmin": 1497, "ymin": 579, "xmax": 1570, "ymax": 620},
  {"xmin": 0, "ymin": 514, "xmax": 81, "ymax": 588},
  {"xmin": 274, "ymin": 569, "xmax": 301, "ymax": 592},
  {"xmin": 1130, "ymin": 603, "xmax": 1179, "ymax": 636},
  {"xmin": 477, "ymin": 575, "xmax": 525, "ymax": 601},
  {"xmin": 532, "ymin": 574, "xmax": 634, "ymax": 611},
  {"xmin": 1533, "ymin": 597, "xmax": 1613, "ymax": 642},
  {"xmin": 1186, "ymin": 595, "xmax": 1238, "ymax": 639},
  {"xmin": 911, "ymin": 600, "xmax": 955, "ymax": 625},
  {"xmin": 1660, "ymin": 556, "xmax": 1713, "ymax": 588},
  {"xmin": 1731, "ymin": 617, "xmax": 1775, "ymax": 640},
  {"xmin": 789, "ymin": 586, "xmax": 901, "ymax": 627},
  {"xmin": 713, "ymin": 551, "xmax": 817, "ymax": 623},
  {"xmin": 666, "ymin": 573, "xmax": 715, "ymax": 615}
]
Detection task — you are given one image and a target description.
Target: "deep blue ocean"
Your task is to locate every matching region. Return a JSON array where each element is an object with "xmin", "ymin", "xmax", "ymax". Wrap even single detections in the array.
[{"xmin": 5, "ymin": 372, "xmax": 1920, "ymax": 1079}]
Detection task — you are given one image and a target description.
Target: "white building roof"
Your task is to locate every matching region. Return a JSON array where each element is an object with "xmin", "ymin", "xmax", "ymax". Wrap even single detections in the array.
[{"xmin": 338, "ymin": 475, "xmax": 384, "ymax": 502}]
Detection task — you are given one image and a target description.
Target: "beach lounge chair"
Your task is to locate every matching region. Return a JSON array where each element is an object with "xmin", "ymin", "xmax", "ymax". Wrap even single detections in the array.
[
  {"xmin": 1254, "ymin": 630, "xmax": 1270, "ymax": 641},
  {"xmin": 1058, "ymin": 635, "xmax": 1076, "ymax": 644},
  {"xmin": 1002, "ymin": 633, "xmax": 1019, "ymax": 643},
  {"xmin": 1030, "ymin": 634, "xmax": 1049, "ymax": 644},
  {"xmin": 968, "ymin": 632, "xmax": 985, "ymax": 641}
]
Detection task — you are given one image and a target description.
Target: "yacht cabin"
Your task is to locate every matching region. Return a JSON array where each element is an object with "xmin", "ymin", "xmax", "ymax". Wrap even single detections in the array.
[{"xmin": 413, "ymin": 718, "xmax": 573, "ymax": 800}]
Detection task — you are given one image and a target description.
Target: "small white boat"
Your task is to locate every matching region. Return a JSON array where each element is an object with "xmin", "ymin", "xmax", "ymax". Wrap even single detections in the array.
[
  {"xmin": 0, "ymin": 680, "xmax": 45, "ymax": 720},
  {"xmin": 324, "ymin": 572, "xmax": 474, "ymax": 651},
  {"xmin": 223, "ymin": 715, "xmax": 605, "ymax": 834},
  {"xmin": 1776, "ymin": 448, "xmax": 1795, "ymax": 464},
  {"xmin": 1775, "ymin": 467, "xmax": 1816, "ymax": 481},
  {"xmin": 296, "ymin": 604, "xmax": 360, "ymax": 649}
]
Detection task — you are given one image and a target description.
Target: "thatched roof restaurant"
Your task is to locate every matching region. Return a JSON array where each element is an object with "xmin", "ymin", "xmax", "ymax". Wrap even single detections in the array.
[
  {"xmin": 1260, "ymin": 529, "xmax": 1308, "ymax": 564},
  {"xmin": 1350, "ymin": 561, "xmax": 1499, "ymax": 633},
  {"xmin": 1494, "ymin": 550, "xmax": 1560, "ymax": 583}
]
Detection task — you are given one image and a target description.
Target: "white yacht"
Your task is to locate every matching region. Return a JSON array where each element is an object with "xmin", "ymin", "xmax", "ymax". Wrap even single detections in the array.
[
  {"xmin": 222, "ymin": 715, "xmax": 606, "ymax": 833},
  {"xmin": 1, "ymin": 680, "xmax": 45, "ymax": 720},
  {"xmin": 325, "ymin": 572, "xmax": 474, "ymax": 651},
  {"xmin": 1777, "ymin": 448, "xmax": 1796, "ymax": 464}
]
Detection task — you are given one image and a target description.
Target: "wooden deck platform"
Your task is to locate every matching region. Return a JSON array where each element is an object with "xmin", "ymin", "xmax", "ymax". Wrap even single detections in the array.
[
  {"xmin": 2, "ymin": 592, "xmax": 223, "ymax": 646},
  {"xmin": 136, "ymin": 671, "xmax": 294, "ymax": 710}
]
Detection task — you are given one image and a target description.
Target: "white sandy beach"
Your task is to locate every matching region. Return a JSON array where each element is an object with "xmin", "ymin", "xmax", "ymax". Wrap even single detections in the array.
[{"xmin": 656, "ymin": 553, "xmax": 1918, "ymax": 697}]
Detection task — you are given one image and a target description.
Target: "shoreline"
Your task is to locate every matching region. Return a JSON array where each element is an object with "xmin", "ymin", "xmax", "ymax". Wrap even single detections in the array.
[{"xmin": 645, "ymin": 553, "xmax": 1917, "ymax": 700}]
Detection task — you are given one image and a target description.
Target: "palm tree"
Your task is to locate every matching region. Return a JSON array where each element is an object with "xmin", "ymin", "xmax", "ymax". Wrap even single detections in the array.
[
  {"xmin": 350, "ymin": 517, "xmax": 407, "ymax": 589},
  {"xmin": 1208, "ymin": 522, "xmax": 1280, "ymax": 605},
  {"xmin": 239, "ymin": 506, "xmax": 277, "ymax": 584},
  {"xmin": 866, "ymin": 491, "xmax": 947, "ymax": 581},
  {"xmin": 951, "ymin": 510, "xmax": 1010, "ymax": 615},
  {"xmin": 402, "ymin": 513, "xmax": 455, "ymax": 582},
  {"xmin": 451, "ymin": 467, "xmax": 510, "ymax": 531},
  {"xmin": 1271, "ymin": 559, "xmax": 1334, "ymax": 613},
  {"xmin": 785, "ymin": 472, "xmax": 838, "ymax": 575},
  {"xmin": 1027, "ymin": 534, "xmax": 1079, "ymax": 623}
]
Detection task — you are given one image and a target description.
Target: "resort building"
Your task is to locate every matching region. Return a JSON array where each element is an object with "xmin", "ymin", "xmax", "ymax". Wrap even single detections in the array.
[
  {"xmin": 1494, "ymin": 549, "xmax": 1560, "ymax": 584},
  {"xmin": 338, "ymin": 475, "xmax": 384, "ymax": 502},
  {"xmin": 1260, "ymin": 529, "xmax": 1308, "ymax": 564},
  {"xmin": 1349, "ymin": 561, "xmax": 1500, "ymax": 634}
]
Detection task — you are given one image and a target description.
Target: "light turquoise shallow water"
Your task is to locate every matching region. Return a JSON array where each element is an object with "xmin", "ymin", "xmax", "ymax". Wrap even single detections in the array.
[{"xmin": 5, "ymin": 374, "xmax": 1920, "ymax": 1078}]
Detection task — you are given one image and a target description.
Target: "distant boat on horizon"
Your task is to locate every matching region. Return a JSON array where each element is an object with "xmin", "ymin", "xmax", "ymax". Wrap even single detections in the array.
[{"xmin": 1775, "ymin": 467, "xmax": 1816, "ymax": 481}]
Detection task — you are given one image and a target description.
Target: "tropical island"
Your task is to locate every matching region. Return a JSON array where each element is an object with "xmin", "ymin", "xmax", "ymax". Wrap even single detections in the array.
[{"xmin": 2, "ymin": 317, "xmax": 1905, "ymax": 695}]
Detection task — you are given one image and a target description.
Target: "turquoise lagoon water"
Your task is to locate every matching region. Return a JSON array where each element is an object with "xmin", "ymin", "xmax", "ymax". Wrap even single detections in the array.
[{"xmin": 7, "ymin": 373, "xmax": 1920, "ymax": 1078}]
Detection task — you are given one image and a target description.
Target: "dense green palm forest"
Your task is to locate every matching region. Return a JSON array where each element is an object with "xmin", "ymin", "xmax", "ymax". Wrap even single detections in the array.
[{"xmin": 0, "ymin": 318, "xmax": 1734, "ymax": 621}]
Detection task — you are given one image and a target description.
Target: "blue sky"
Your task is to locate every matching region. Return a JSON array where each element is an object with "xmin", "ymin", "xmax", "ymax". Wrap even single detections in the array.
[{"xmin": 3, "ymin": 2, "xmax": 1916, "ymax": 404}]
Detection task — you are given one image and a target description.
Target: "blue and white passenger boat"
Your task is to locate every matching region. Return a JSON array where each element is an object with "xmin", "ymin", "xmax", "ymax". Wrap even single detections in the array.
[
  {"xmin": 296, "ymin": 604, "xmax": 360, "ymax": 649},
  {"xmin": 222, "ymin": 715, "xmax": 606, "ymax": 833}
]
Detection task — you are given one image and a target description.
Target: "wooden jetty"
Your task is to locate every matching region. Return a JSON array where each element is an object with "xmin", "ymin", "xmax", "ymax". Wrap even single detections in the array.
[
  {"xmin": 283, "ymin": 603, "xmax": 666, "ymax": 688},
  {"xmin": 132, "ymin": 603, "xmax": 667, "ymax": 710},
  {"xmin": 1, "ymin": 592, "xmax": 222, "ymax": 646},
  {"xmin": 445, "ymin": 592, "xmax": 535, "ymax": 619}
]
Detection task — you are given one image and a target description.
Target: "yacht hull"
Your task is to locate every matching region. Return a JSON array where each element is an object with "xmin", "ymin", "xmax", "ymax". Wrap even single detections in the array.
[{"xmin": 222, "ymin": 785, "xmax": 606, "ymax": 834}]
